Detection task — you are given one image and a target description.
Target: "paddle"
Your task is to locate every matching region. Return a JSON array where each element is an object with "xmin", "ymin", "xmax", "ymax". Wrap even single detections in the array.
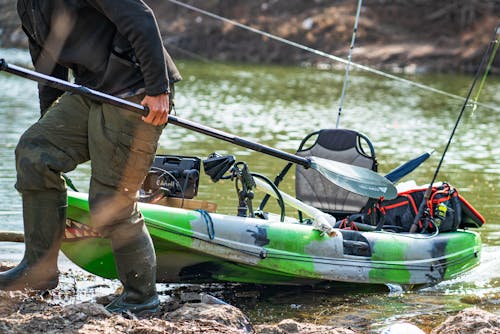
[
  {"xmin": 0, "ymin": 231, "xmax": 24, "ymax": 243},
  {"xmin": 0, "ymin": 59, "xmax": 397, "ymax": 199}
]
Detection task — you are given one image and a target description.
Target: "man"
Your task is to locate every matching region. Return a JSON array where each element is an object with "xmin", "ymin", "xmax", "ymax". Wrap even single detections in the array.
[{"xmin": 0, "ymin": 0, "xmax": 181, "ymax": 316}]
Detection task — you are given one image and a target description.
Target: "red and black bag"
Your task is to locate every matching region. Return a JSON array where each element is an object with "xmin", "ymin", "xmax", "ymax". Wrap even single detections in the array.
[{"xmin": 347, "ymin": 183, "xmax": 485, "ymax": 233}]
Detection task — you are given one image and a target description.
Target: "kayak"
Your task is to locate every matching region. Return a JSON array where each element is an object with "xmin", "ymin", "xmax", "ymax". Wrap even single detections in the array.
[{"xmin": 61, "ymin": 190, "xmax": 481, "ymax": 288}]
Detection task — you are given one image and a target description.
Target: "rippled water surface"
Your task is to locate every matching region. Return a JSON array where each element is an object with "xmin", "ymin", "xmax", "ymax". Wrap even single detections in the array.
[{"xmin": 0, "ymin": 48, "xmax": 498, "ymax": 332}]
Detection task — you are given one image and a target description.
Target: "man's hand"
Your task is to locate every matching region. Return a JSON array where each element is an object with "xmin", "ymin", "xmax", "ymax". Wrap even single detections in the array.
[{"xmin": 141, "ymin": 93, "xmax": 170, "ymax": 126}]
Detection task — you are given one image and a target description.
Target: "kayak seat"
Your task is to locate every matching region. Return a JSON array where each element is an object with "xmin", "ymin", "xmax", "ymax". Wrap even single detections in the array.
[
  {"xmin": 258, "ymin": 129, "xmax": 376, "ymax": 220},
  {"xmin": 294, "ymin": 129, "xmax": 377, "ymax": 219}
]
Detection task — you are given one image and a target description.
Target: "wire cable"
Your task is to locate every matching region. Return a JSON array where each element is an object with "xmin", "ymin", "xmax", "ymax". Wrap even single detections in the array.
[
  {"xmin": 336, "ymin": 0, "xmax": 363, "ymax": 128},
  {"xmin": 166, "ymin": 0, "xmax": 499, "ymax": 112}
]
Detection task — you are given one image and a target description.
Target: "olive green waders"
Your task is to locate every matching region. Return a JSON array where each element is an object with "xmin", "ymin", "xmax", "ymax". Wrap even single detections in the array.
[{"xmin": 0, "ymin": 92, "xmax": 164, "ymax": 316}]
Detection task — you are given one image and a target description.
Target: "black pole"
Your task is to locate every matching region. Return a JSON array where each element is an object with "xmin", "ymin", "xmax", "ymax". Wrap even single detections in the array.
[
  {"xmin": 409, "ymin": 24, "xmax": 499, "ymax": 233},
  {"xmin": 0, "ymin": 59, "xmax": 311, "ymax": 168}
]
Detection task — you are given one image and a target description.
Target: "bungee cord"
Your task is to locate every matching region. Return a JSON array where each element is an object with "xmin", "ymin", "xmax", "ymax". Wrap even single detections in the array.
[{"xmin": 166, "ymin": 0, "xmax": 499, "ymax": 112}]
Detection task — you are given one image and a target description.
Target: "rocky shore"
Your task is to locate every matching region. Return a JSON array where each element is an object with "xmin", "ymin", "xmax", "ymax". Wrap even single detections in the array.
[
  {"xmin": 0, "ymin": 263, "xmax": 499, "ymax": 334},
  {"xmin": 1, "ymin": 0, "xmax": 499, "ymax": 74},
  {"xmin": 0, "ymin": 288, "xmax": 499, "ymax": 333}
]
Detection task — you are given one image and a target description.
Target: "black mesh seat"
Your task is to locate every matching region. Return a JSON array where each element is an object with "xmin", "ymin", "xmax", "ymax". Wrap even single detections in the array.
[
  {"xmin": 258, "ymin": 129, "xmax": 377, "ymax": 220},
  {"xmin": 294, "ymin": 129, "xmax": 377, "ymax": 218}
]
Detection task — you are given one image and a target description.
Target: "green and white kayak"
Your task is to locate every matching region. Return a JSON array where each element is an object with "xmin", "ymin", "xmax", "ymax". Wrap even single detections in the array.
[{"xmin": 61, "ymin": 191, "xmax": 481, "ymax": 287}]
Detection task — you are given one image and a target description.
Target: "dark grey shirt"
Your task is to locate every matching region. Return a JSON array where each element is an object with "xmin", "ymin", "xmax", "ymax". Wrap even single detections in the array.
[{"xmin": 17, "ymin": 0, "xmax": 182, "ymax": 114}]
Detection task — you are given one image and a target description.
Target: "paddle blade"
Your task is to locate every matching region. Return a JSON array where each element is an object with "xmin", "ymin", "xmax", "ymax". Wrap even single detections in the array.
[
  {"xmin": 310, "ymin": 156, "xmax": 397, "ymax": 199},
  {"xmin": 384, "ymin": 151, "xmax": 433, "ymax": 183}
]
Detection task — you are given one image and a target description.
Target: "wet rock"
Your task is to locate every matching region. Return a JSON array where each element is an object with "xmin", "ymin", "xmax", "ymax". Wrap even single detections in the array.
[
  {"xmin": 431, "ymin": 308, "xmax": 500, "ymax": 334},
  {"xmin": 63, "ymin": 302, "xmax": 111, "ymax": 319},
  {"xmin": 460, "ymin": 294, "xmax": 484, "ymax": 304},
  {"xmin": 166, "ymin": 302, "xmax": 254, "ymax": 333},
  {"xmin": 460, "ymin": 292, "xmax": 500, "ymax": 308},
  {"xmin": 200, "ymin": 292, "xmax": 229, "ymax": 305},
  {"xmin": 254, "ymin": 319, "xmax": 359, "ymax": 334}
]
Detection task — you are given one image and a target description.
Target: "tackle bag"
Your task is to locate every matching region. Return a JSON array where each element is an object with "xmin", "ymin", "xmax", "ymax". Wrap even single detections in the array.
[{"xmin": 341, "ymin": 183, "xmax": 485, "ymax": 233}]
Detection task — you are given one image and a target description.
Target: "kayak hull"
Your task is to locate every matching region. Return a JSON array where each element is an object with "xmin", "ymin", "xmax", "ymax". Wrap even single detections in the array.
[{"xmin": 62, "ymin": 191, "xmax": 481, "ymax": 287}]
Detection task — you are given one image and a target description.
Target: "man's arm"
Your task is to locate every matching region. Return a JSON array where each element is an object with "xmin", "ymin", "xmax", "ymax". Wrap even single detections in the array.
[
  {"xmin": 86, "ymin": 0, "xmax": 170, "ymax": 96},
  {"xmin": 87, "ymin": 0, "xmax": 172, "ymax": 125}
]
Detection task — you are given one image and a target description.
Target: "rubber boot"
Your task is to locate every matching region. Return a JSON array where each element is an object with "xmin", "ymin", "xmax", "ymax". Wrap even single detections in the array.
[
  {"xmin": 105, "ymin": 232, "xmax": 159, "ymax": 317},
  {"xmin": 0, "ymin": 190, "xmax": 67, "ymax": 291}
]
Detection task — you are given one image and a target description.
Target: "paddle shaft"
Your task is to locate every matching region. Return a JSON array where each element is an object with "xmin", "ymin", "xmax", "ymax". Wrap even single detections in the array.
[
  {"xmin": 0, "ymin": 231, "xmax": 24, "ymax": 243},
  {"xmin": 0, "ymin": 59, "xmax": 310, "ymax": 168}
]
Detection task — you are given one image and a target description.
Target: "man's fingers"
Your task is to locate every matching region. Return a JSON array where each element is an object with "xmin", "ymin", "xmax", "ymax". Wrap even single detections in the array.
[
  {"xmin": 152, "ymin": 109, "xmax": 168, "ymax": 126},
  {"xmin": 143, "ymin": 108, "xmax": 168, "ymax": 126},
  {"xmin": 140, "ymin": 94, "xmax": 170, "ymax": 126}
]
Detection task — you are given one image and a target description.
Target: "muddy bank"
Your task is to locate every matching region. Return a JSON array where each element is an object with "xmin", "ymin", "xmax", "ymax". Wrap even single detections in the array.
[
  {"xmin": 0, "ymin": 262, "xmax": 360, "ymax": 333},
  {"xmin": 1, "ymin": 263, "xmax": 500, "ymax": 334},
  {"xmin": 1, "ymin": 288, "xmax": 499, "ymax": 334},
  {"xmin": 0, "ymin": 260, "xmax": 360, "ymax": 334},
  {"xmin": 1, "ymin": 0, "xmax": 499, "ymax": 73}
]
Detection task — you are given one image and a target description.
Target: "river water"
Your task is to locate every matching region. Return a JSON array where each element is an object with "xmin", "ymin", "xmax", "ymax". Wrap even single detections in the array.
[{"xmin": 0, "ymin": 48, "xmax": 498, "ymax": 332}]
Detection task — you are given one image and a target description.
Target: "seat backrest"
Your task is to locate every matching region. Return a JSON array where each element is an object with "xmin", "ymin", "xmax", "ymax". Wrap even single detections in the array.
[{"xmin": 295, "ymin": 129, "xmax": 377, "ymax": 218}]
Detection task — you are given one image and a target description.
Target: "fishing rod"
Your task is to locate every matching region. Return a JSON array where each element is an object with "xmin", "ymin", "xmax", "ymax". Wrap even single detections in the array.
[
  {"xmin": 336, "ymin": 0, "xmax": 363, "ymax": 128},
  {"xmin": 165, "ymin": 0, "xmax": 499, "ymax": 112},
  {"xmin": 472, "ymin": 27, "xmax": 500, "ymax": 114},
  {"xmin": 409, "ymin": 23, "xmax": 500, "ymax": 233},
  {"xmin": 0, "ymin": 59, "xmax": 397, "ymax": 200}
]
